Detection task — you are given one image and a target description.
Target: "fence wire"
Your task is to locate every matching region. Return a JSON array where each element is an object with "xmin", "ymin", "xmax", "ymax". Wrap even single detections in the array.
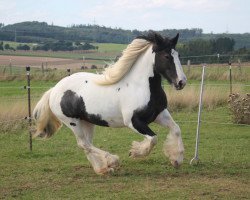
[{"xmin": 0, "ymin": 83, "xmax": 250, "ymax": 89}]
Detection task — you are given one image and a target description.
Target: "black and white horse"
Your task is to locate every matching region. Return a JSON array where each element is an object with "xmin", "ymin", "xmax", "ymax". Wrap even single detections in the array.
[{"xmin": 33, "ymin": 32, "xmax": 187, "ymax": 174}]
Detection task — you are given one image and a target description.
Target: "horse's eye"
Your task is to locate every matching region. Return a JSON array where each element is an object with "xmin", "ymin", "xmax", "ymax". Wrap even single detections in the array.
[{"xmin": 165, "ymin": 55, "xmax": 171, "ymax": 59}]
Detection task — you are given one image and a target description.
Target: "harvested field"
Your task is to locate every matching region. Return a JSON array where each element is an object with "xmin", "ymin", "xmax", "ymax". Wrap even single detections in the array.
[{"xmin": 0, "ymin": 55, "xmax": 104, "ymax": 69}]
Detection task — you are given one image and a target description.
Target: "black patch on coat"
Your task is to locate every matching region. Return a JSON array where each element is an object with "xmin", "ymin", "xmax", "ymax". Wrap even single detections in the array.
[
  {"xmin": 131, "ymin": 71, "xmax": 167, "ymax": 136},
  {"xmin": 70, "ymin": 122, "xmax": 76, "ymax": 126},
  {"xmin": 60, "ymin": 90, "xmax": 109, "ymax": 127},
  {"xmin": 117, "ymin": 88, "xmax": 120, "ymax": 91},
  {"xmin": 85, "ymin": 80, "xmax": 88, "ymax": 83}
]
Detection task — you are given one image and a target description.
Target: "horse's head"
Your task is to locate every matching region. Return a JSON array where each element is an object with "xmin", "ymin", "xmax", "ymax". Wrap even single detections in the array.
[{"xmin": 152, "ymin": 33, "xmax": 187, "ymax": 90}]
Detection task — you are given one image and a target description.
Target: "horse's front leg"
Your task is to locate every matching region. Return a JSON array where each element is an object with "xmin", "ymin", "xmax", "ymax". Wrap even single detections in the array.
[
  {"xmin": 155, "ymin": 109, "xmax": 184, "ymax": 168},
  {"xmin": 125, "ymin": 116, "xmax": 157, "ymax": 158}
]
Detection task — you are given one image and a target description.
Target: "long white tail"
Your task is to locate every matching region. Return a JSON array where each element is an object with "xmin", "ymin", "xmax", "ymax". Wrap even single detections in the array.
[{"xmin": 33, "ymin": 88, "xmax": 62, "ymax": 138}]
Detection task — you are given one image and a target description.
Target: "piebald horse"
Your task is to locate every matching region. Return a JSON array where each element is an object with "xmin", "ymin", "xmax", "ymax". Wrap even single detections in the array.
[{"xmin": 33, "ymin": 32, "xmax": 187, "ymax": 174}]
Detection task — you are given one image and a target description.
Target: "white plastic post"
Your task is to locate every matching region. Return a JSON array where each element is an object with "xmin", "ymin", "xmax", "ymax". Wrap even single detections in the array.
[{"xmin": 190, "ymin": 65, "xmax": 206, "ymax": 165}]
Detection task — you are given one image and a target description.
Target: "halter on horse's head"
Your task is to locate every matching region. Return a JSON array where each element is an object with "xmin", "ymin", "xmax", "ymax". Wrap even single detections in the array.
[{"xmin": 138, "ymin": 32, "xmax": 187, "ymax": 90}]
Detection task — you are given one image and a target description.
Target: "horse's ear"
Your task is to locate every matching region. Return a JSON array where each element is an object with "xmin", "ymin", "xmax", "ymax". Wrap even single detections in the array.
[
  {"xmin": 171, "ymin": 33, "xmax": 179, "ymax": 46},
  {"xmin": 154, "ymin": 33, "xmax": 164, "ymax": 46},
  {"xmin": 152, "ymin": 33, "xmax": 164, "ymax": 52}
]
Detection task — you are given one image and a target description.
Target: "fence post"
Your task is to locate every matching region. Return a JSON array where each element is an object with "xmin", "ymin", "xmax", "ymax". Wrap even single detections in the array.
[
  {"xmin": 67, "ymin": 68, "xmax": 71, "ymax": 76},
  {"xmin": 187, "ymin": 60, "xmax": 191, "ymax": 74},
  {"xmin": 26, "ymin": 66, "xmax": 32, "ymax": 151},
  {"xmin": 45, "ymin": 58, "xmax": 48, "ymax": 71},
  {"xmin": 41, "ymin": 62, "xmax": 44, "ymax": 75},
  {"xmin": 9, "ymin": 59, "xmax": 12, "ymax": 75},
  {"xmin": 229, "ymin": 62, "xmax": 232, "ymax": 94},
  {"xmin": 238, "ymin": 59, "xmax": 242, "ymax": 73},
  {"xmin": 190, "ymin": 65, "xmax": 206, "ymax": 165}
]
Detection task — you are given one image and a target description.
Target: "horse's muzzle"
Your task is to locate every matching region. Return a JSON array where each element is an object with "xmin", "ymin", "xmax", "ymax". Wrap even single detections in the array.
[{"xmin": 174, "ymin": 79, "xmax": 186, "ymax": 90}]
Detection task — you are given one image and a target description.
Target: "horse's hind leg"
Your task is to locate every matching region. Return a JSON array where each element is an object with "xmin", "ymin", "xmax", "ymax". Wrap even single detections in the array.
[
  {"xmin": 155, "ymin": 109, "xmax": 184, "ymax": 168},
  {"xmin": 71, "ymin": 121, "xmax": 119, "ymax": 174}
]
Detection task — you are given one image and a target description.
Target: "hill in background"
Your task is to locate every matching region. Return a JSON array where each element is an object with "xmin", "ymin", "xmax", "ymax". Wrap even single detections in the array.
[{"xmin": 0, "ymin": 21, "xmax": 250, "ymax": 49}]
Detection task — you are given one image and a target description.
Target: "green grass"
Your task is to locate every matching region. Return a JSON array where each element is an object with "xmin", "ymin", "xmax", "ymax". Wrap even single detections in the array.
[
  {"xmin": 0, "ymin": 107, "xmax": 249, "ymax": 199},
  {"xmin": 92, "ymin": 43, "xmax": 127, "ymax": 53},
  {"xmin": 0, "ymin": 42, "xmax": 126, "ymax": 60}
]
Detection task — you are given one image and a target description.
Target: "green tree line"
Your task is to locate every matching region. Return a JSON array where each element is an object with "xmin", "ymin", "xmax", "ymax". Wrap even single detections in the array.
[
  {"xmin": 0, "ymin": 21, "xmax": 250, "ymax": 63},
  {"xmin": 2, "ymin": 21, "xmax": 248, "ymax": 48}
]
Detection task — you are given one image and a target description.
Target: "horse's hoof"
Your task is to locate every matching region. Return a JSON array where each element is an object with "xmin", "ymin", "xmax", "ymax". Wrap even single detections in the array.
[
  {"xmin": 129, "ymin": 139, "xmax": 155, "ymax": 158},
  {"xmin": 108, "ymin": 168, "xmax": 114, "ymax": 174},
  {"xmin": 95, "ymin": 167, "xmax": 115, "ymax": 175},
  {"xmin": 171, "ymin": 160, "xmax": 181, "ymax": 169}
]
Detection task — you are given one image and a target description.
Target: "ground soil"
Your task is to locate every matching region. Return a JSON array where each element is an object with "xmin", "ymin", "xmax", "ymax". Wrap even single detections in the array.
[{"xmin": 0, "ymin": 55, "xmax": 100, "ymax": 69}]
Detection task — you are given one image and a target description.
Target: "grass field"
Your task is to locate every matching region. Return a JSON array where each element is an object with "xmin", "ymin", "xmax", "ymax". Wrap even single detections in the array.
[
  {"xmin": 0, "ymin": 42, "xmax": 126, "ymax": 60},
  {"xmin": 0, "ymin": 108, "xmax": 249, "ymax": 199}
]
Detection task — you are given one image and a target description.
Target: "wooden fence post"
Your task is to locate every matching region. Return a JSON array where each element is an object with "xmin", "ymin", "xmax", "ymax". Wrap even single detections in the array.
[
  {"xmin": 26, "ymin": 66, "xmax": 32, "ymax": 151},
  {"xmin": 67, "ymin": 68, "xmax": 71, "ymax": 76},
  {"xmin": 229, "ymin": 62, "xmax": 232, "ymax": 94}
]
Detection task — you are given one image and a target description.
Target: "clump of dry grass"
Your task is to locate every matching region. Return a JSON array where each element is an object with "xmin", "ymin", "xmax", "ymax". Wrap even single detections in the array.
[
  {"xmin": 0, "ymin": 100, "xmax": 34, "ymax": 132},
  {"xmin": 166, "ymin": 85, "xmax": 243, "ymax": 111},
  {"xmin": 184, "ymin": 66, "xmax": 250, "ymax": 82},
  {"xmin": 0, "ymin": 71, "xmax": 66, "ymax": 82},
  {"xmin": 228, "ymin": 93, "xmax": 250, "ymax": 124}
]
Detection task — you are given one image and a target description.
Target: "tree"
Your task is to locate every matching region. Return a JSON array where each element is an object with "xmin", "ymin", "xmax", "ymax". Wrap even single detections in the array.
[
  {"xmin": 0, "ymin": 41, "xmax": 3, "ymax": 50},
  {"xmin": 213, "ymin": 37, "xmax": 235, "ymax": 54},
  {"xmin": 4, "ymin": 43, "xmax": 10, "ymax": 50},
  {"xmin": 75, "ymin": 41, "xmax": 81, "ymax": 46},
  {"xmin": 78, "ymin": 42, "xmax": 96, "ymax": 50},
  {"xmin": 17, "ymin": 44, "xmax": 30, "ymax": 50}
]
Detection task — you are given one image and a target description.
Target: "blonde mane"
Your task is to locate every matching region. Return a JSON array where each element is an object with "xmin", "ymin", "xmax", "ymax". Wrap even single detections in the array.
[{"xmin": 95, "ymin": 39, "xmax": 152, "ymax": 85}]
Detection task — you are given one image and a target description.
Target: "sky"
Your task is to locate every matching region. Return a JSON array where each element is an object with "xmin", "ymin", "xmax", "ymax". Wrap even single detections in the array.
[{"xmin": 0, "ymin": 0, "xmax": 249, "ymax": 33}]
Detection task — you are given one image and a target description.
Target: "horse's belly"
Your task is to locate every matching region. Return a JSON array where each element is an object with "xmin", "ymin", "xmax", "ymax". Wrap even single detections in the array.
[{"xmin": 82, "ymin": 86, "xmax": 124, "ymax": 127}]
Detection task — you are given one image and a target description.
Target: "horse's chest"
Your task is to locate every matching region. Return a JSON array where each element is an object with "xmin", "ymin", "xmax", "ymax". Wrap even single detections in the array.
[{"xmin": 132, "ymin": 73, "xmax": 167, "ymax": 124}]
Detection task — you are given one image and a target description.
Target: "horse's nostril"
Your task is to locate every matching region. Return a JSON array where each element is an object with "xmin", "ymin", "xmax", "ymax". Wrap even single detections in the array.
[{"xmin": 178, "ymin": 80, "xmax": 183, "ymax": 88}]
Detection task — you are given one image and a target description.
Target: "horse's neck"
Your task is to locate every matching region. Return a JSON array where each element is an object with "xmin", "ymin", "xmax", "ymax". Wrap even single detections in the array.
[{"xmin": 124, "ymin": 46, "xmax": 155, "ymax": 84}]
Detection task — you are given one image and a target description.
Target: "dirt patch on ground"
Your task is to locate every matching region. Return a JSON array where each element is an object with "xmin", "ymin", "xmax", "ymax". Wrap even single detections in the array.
[{"xmin": 0, "ymin": 55, "xmax": 102, "ymax": 69}]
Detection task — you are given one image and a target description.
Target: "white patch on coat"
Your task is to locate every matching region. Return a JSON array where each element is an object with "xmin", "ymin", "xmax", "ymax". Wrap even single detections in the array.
[{"xmin": 171, "ymin": 49, "xmax": 187, "ymax": 83}]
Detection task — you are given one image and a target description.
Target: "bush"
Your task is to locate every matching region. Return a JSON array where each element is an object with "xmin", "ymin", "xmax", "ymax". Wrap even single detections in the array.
[
  {"xmin": 33, "ymin": 41, "xmax": 98, "ymax": 51},
  {"xmin": 4, "ymin": 43, "xmax": 10, "ymax": 49},
  {"xmin": 228, "ymin": 93, "xmax": 250, "ymax": 124},
  {"xmin": 0, "ymin": 41, "xmax": 3, "ymax": 50},
  {"xmin": 17, "ymin": 44, "xmax": 30, "ymax": 50}
]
